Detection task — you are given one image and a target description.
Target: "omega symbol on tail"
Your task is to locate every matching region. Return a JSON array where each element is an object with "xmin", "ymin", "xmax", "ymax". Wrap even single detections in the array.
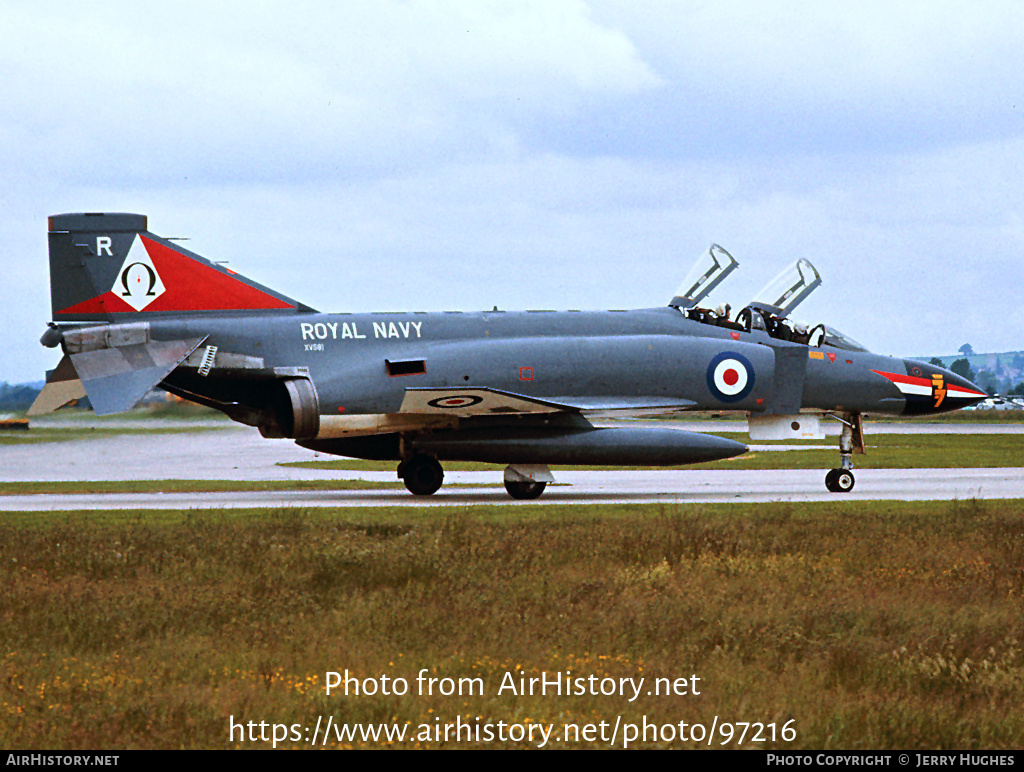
[
  {"xmin": 111, "ymin": 235, "xmax": 166, "ymax": 311},
  {"xmin": 121, "ymin": 262, "xmax": 159, "ymax": 298}
]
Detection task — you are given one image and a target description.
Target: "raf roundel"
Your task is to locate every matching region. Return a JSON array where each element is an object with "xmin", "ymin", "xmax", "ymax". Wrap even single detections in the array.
[
  {"xmin": 427, "ymin": 395, "xmax": 484, "ymax": 409},
  {"xmin": 706, "ymin": 352, "xmax": 755, "ymax": 403}
]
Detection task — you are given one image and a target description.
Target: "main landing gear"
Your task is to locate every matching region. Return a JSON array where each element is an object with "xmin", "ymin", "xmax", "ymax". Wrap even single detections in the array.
[
  {"xmin": 503, "ymin": 479, "xmax": 547, "ymax": 500},
  {"xmin": 503, "ymin": 464, "xmax": 554, "ymax": 500},
  {"xmin": 398, "ymin": 456, "xmax": 554, "ymax": 499},
  {"xmin": 824, "ymin": 412, "xmax": 864, "ymax": 493},
  {"xmin": 399, "ymin": 454, "xmax": 444, "ymax": 496}
]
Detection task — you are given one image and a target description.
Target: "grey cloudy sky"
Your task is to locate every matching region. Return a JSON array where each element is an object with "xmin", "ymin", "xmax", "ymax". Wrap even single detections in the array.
[{"xmin": 2, "ymin": 0, "xmax": 1022, "ymax": 383}]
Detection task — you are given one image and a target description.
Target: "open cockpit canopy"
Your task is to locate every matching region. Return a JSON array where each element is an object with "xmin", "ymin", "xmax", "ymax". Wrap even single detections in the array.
[
  {"xmin": 747, "ymin": 258, "xmax": 821, "ymax": 318},
  {"xmin": 669, "ymin": 244, "xmax": 739, "ymax": 309},
  {"xmin": 676, "ymin": 252, "xmax": 871, "ymax": 352}
]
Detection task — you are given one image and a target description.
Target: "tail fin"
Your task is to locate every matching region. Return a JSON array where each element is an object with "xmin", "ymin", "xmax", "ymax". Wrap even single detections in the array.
[{"xmin": 48, "ymin": 212, "xmax": 312, "ymax": 322}]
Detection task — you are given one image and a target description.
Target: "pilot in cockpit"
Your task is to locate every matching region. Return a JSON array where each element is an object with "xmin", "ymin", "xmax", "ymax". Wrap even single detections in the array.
[{"xmin": 715, "ymin": 304, "xmax": 744, "ymax": 332}]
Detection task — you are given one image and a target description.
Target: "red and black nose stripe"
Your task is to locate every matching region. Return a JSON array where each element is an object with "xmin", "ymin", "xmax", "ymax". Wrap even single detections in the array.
[{"xmin": 872, "ymin": 361, "xmax": 987, "ymax": 415}]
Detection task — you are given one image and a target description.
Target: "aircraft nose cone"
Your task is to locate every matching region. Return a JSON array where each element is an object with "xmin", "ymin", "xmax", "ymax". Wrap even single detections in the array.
[{"xmin": 899, "ymin": 358, "xmax": 988, "ymax": 415}]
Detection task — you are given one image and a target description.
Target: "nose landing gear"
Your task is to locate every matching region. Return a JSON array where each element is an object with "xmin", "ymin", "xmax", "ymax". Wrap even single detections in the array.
[{"xmin": 825, "ymin": 412, "xmax": 863, "ymax": 493}]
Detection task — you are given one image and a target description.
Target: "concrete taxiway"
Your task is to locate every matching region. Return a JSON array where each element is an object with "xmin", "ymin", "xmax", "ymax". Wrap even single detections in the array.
[
  {"xmin": 2, "ymin": 468, "xmax": 1023, "ymax": 511},
  {"xmin": 2, "ymin": 419, "xmax": 1022, "ymax": 511}
]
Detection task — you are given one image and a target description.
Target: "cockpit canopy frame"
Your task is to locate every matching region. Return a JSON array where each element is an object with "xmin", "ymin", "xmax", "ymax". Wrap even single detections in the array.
[
  {"xmin": 747, "ymin": 258, "xmax": 822, "ymax": 318},
  {"xmin": 669, "ymin": 244, "xmax": 739, "ymax": 309}
]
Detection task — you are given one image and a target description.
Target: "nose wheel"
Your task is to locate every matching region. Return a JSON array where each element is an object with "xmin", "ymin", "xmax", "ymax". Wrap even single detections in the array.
[
  {"xmin": 825, "ymin": 468, "xmax": 855, "ymax": 493},
  {"xmin": 824, "ymin": 412, "xmax": 863, "ymax": 494}
]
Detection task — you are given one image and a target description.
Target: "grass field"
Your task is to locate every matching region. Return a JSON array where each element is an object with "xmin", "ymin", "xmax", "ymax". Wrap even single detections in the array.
[{"xmin": 2, "ymin": 500, "xmax": 1023, "ymax": 749}]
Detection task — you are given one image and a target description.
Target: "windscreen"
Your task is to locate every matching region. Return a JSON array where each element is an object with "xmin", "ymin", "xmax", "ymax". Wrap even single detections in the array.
[{"xmin": 821, "ymin": 326, "xmax": 868, "ymax": 352}]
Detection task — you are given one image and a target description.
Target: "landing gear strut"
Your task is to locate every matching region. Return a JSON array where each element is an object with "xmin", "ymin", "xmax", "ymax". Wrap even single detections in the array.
[
  {"xmin": 825, "ymin": 412, "xmax": 863, "ymax": 493},
  {"xmin": 399, "ymin": 454, "xmax": 444, "ymax": 496}
]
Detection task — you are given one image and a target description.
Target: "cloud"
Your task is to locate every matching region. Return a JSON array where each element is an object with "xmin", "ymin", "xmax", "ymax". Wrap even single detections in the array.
[
  {"xmin": 573, "ymin": 1, "xmax": 1024, "ymax": 158},
  {"xmin": 0, "ymin": 1, "xmax": 661, "ymax": 186}
]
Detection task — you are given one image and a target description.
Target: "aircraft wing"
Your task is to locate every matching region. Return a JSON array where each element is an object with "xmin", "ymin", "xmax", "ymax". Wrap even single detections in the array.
[{"xmin": 399, "ymin": 387, "xmax": 696, "ymax": 417}]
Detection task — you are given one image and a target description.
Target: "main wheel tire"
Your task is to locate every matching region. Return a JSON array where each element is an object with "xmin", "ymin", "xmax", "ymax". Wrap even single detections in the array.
[
  {"xmin": 402, "ymin": 455, "xmax": 444, "ymax": 496},
  {"xmin": 825, "ymin": 468, "xmax": 855, "ymax": 493},
  {"xmin": 503, "ymin": 479, "xmax": 547, "ymax": 500}
]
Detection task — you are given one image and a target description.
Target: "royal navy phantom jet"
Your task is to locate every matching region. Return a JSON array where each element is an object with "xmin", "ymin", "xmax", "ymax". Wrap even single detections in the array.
[{"xmin": 30, "ymin": 213, "xmax": 988, "ymax": 498}]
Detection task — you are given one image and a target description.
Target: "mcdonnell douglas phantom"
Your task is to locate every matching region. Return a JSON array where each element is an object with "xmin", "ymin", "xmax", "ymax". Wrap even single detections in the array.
[{"xmin": 30, "ymin": 213, "xmax": 988, "ymax": 498}]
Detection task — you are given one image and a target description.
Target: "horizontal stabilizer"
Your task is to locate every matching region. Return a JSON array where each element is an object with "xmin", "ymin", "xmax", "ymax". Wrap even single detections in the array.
[
  {"xmin": 27, "ymin": 356, "xmax": 86, "ymax": 416},
  {"xmin": 70, "ymin": 338, "xmax": 205, "ymax": 415},
  {"xmin": 400, "ymin": 387, "xmax": 695, "ymax": 417}
]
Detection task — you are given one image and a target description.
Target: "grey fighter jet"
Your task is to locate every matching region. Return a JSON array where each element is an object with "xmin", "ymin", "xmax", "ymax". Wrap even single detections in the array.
[{"xmin": 30, "ymin": 213, "xmax": 987, "ymax": 498}]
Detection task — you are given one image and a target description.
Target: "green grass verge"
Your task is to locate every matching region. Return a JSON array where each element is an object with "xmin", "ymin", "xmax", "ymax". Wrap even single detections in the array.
[
  {"xmin": 0, "ymin": 426, "xmax": 235, "ymax": 446},
  {"xmin": 2, "ymin": 500, "xmax": 1023, "ymax": 749}
]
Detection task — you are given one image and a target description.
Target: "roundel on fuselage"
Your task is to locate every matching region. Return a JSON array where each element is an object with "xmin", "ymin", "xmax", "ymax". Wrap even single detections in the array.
[{"xmin": 706, "ymin": 352, "xmax": 755, "ymax": 403}]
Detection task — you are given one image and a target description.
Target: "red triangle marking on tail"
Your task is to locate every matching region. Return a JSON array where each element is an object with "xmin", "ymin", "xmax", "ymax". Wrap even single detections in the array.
[
  {"xmin": 56, "ymin": 291, "xmax": 137, "ymax": 316},
  {"xmin": 140, "ymin": 236, "xmax": 294, "ymax": 311}
]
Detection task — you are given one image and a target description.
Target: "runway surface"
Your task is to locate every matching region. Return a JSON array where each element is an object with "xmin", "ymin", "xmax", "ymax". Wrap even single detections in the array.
[
  {"xmin": 2, "ymin": 418, "xmax": 1023, "ymax": 510},
  {"xmin": 2, "ymin": 468, "xmax": 1023, "ymax": 511}
]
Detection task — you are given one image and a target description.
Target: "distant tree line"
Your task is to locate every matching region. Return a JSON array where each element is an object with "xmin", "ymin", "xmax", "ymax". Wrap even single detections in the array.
[
  {"xmin": 0, "ymin": 382, "xmax": 42, "ymax": 411},
  {"xmin": 931, "ymin": 347, "xmax": 1024, "ymax": 396}
]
